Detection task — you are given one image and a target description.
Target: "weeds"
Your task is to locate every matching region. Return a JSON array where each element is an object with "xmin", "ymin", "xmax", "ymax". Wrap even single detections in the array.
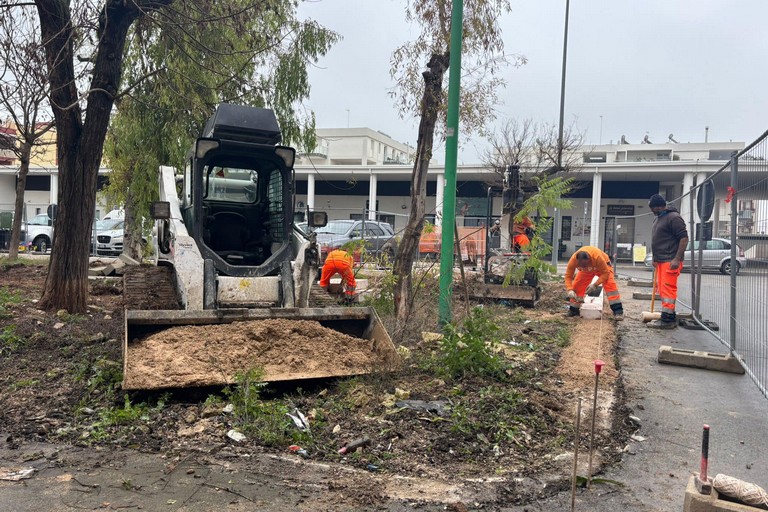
[
  {"xmin": 224, "ymin": 368, "xmax": 309, "ymax": 447},
  {"xmin": 0, "ymin": 286, "xmax": 24, "ymax": 319},
  {"xmin": 437, "ymin": 307, "xmax": 507, "ymax": 380},
  {"xmin": 0, "ymin": 326, "xmax": 24, "ymax": 356}
]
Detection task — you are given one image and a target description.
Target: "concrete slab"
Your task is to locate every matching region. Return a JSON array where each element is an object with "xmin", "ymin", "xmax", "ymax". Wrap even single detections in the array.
[
  {"xmin": 684, "ymin": 474, "xmax": 765, "ymax": 512},
  {"xmin": 628, "ymin": 279, "xmax": 653, "ymax": 288},
  {"xmin": 657, "ymin": 346, "xmax": 745, "ymax": 374}
]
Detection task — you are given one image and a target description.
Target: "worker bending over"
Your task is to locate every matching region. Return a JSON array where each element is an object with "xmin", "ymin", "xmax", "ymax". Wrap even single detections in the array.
[
  {"xmin": 564, "ymin": 246, "xmax": 624, "ymax": 320},
  {"xmin": 319, "ymin": 249, "xmax": 357, "ymax": 301},
  {"xmin": 513, "ymin": 216, "xmax": 535, "ymax": 252}
]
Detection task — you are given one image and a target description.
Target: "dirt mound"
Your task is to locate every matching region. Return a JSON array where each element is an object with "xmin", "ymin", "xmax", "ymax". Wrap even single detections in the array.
[{"xmin": 124, "ymin": 318, "xmax": 385, "ymax": 388}]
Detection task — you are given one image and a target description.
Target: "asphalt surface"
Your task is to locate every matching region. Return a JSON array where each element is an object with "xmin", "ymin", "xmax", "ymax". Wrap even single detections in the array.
[{"xmin": 1, "ymin": 265, "xmax": 766, "ymax": 511}]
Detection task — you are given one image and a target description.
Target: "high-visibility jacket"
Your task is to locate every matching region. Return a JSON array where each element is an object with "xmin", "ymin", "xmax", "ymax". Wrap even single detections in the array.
[
  {"xmin": 564, "ymin": 246, "xmax": 612, "ymax": 290},
  {"xmin": 319, "ymin": 249, "xmax": 356, "ymax": 296}
]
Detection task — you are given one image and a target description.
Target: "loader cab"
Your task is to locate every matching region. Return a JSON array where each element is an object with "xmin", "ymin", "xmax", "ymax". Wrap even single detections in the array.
[{"xmin": 179, "ymin": 138, "xmax": 296, "ymax": 279}]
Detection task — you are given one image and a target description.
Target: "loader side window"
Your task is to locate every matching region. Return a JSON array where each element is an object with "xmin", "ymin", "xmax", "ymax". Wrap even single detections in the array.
[{"xmin": 266, "ymin": 170, "xmax": 285, "ymax": 242}]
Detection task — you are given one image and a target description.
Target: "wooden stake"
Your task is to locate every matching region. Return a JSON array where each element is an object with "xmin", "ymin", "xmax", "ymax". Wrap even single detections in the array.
[{"xmin": 571, "ymin": 398, "xmax": 583, "ymax": 512}]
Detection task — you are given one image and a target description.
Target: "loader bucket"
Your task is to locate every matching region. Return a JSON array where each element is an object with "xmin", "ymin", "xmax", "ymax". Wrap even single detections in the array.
[{"xmin": 122, "ymin": 307, "xmax": 399, "ymax": 390}]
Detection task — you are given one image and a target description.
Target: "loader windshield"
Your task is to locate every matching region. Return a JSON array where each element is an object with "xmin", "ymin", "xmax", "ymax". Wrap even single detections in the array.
[{"xmin": 204, "ymin": 166, "xmax": 258, "ymax": 203}]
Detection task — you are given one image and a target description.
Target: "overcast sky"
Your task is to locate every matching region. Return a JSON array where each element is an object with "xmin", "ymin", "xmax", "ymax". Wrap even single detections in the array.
[{"xmin": 298, "ymin": 0, "xmax": 768, "ymax": 164}]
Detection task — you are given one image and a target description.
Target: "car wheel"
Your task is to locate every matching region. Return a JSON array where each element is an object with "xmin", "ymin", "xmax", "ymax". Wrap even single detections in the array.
[
  {"xmin": 33, "ymin": 236, "xmax": 50, "ymax": 252},
  {"xmin": 720, "ymin": 259, "xmax": 741, "ymax": 275}
]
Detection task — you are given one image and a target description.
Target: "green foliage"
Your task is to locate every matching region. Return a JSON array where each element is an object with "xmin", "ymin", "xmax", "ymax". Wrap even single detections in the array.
[
  {"xmin": 98, "ymin": 395, "xmax": 151, "ymax": 427},
  {"xmin": 362, "ymin": 271, "xmax": 398, "ymax": 317},
  {"xmin": 0, "ymin": 326, "xmax": 24, "ymax": 356},
  {"xmin": 73, "ymin": 358, "xmax": 123, "ymax": 401},
  {"xmin": 104, "ymin": 0, "xmax": 340, "ymax": 239},
  {"xmin": 438, "ymin": 307, "xmax": 506, "ymax": 380},
  {"xmin": 224, "ymin": 368, "xmax": 306, "ymax": 447},
  {"xmin": 505, "ymin": 176, "xmax": 574, "ymax": 285},
  {"xmin": 0, "ymin": 286, "xmax": 24, "ymax": 319}
]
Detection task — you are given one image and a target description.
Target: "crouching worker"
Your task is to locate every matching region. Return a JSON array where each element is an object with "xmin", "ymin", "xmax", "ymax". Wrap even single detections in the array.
[
  {"xmin": 319, "ymin": 249, "xmax": 357, "ymax": 302},
  {"xmin": 564, "ymin": 246, "xmax": 624, "ymax": 321}
]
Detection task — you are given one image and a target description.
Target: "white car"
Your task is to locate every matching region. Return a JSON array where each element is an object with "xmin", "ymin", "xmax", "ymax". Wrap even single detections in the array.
[
  {"xmin": 24, "ymin": 213, "xmax": 54, "ymax": 252},
  {"xmin": 93, "ymin": 219, "xmax": 125, "ymax": 257},
  {"xmin": 644, "ymin": 237, "xmax": 747, "ymax": 275}
]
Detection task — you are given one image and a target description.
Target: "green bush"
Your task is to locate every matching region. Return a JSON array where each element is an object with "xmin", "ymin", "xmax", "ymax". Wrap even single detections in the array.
[{"xmin": 439, "ymin": 306, "xmax": 506, "ymax": 380}]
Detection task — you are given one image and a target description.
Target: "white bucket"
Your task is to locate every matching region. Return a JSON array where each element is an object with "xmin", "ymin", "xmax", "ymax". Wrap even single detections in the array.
[{"xmin": 580, "ymin": 302, "xmax": 603, "ymax": 320}]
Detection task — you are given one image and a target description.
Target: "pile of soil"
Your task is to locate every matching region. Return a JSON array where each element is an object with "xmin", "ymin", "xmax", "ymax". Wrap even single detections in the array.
[{"xmin": 125, "ymin": 319, "xmax": 386, "ymax": 388}]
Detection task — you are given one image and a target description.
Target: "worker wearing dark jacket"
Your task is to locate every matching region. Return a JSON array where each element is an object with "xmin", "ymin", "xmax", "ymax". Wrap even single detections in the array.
[
  {"xmin": 564, "ymin": 245, "xmax": 624, "ymax": 320},
  {"xmin": 319, "ymin": 249, "xmax": 357, "ymax": 299},
  {"xmin": 648, "ymin": 194, "xmax": 689, "ymax": 329}
]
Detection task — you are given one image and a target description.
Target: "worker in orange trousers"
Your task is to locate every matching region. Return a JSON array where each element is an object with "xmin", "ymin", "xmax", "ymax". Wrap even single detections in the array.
[
  {"xmin": 564, "ymin": 245, "xmax": 624, "ymax": 321},
  {"xmin": 319, "ymin": 249, "xmax": 357, "ymax": 299}
]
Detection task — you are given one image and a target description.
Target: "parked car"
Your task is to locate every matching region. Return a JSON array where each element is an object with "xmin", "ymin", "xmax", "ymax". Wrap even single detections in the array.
[
  {"xmin": 314, "ymin": 219, "xmax": 397, "ymax": 263},
  {"xmin": 23, "ymin": 213, "xmax": 54, "ymax": 252},
  {"xmin": 644, "ymin": 237, "xmax": 747, "ymax": 274},
  {"xmin": 93, "ymin": 219, "xmax": 125, "ymax": 257}
]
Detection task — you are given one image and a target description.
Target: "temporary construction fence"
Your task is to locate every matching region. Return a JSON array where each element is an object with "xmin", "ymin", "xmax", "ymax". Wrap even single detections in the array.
[{"xmin": 682, "ymin": 130, "xmax": 768, "ymax": 399}]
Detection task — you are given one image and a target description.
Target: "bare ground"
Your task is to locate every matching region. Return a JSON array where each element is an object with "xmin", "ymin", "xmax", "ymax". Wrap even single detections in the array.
[{"xmin": 0, "ymin": 260, "xmax": 633, "ymax": 510}]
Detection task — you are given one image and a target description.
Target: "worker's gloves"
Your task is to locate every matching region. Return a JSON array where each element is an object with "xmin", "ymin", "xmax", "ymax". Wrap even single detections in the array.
[
  {"xmin": 585, "ymin": 284, "xmax": 598, "ymax": 296},
  {"xmin": 567, "ymin": 290, "xmax": 577, "ymax": 300}
]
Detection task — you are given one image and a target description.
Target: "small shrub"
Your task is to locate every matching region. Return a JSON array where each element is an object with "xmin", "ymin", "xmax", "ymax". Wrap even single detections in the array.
[{"xmin": 439, "ymin": 306, "xmax": 506, "ymax": 380}]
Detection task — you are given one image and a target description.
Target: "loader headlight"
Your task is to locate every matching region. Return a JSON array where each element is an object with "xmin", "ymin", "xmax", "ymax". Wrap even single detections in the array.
[
  {"xmin": 196, "ymin": 138, "xmax": 220, "ymax": 159},
  {"xmin": 275, "ymin": 146, "xmax": 295, "ymax": 168}
]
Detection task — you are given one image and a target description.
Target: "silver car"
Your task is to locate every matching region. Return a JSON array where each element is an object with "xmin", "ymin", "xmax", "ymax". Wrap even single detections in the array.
[{"xmin": 644, "ymin": 237, "xmax": 747, "ymax": 275}]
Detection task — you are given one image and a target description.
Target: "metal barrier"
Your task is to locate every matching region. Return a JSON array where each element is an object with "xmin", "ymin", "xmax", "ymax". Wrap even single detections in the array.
[{"xmin": 684, "ymin": 130, "xmax": 768, "ymax": 398}]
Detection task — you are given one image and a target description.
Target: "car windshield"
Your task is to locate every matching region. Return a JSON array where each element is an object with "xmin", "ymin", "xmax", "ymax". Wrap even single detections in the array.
[
  {"xmin": 315, "ymin": 220, "xmax": 355, "ymax": 235},
  {"xmin": 95, "ymin": 219, "xmax": 123, "ymax": 231}
]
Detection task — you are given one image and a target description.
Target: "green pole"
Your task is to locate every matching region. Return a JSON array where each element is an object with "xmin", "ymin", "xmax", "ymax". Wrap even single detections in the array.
[{"xmin": 438, "ymin": 0, "xmax": 464, "ymax": 326}]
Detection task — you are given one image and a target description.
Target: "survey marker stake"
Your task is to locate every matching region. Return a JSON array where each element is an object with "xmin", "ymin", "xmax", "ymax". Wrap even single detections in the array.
[
  {"xmin": 571, "ymin": 398, "xmax": 583, "ymax": 512},
  {"xmin": 587, "ymin": 359, "xmax": 604, "ymax": 488},
  {"xmin": 695, "ymin": 424, "xmax": 712, "ymax": 494}
]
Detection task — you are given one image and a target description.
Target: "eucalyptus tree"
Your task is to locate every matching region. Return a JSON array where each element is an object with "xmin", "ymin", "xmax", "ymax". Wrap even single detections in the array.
[
  {"xmin": 104, "ymin": 1, "xmax": 339, "ymax": 259},
  {"xmin": 388, "ymin": 0, "xmax": 525, "ymax": 332},
  {"xmin": 0, "ymin": 5, "xmax": 54, "ymax": 261},
  {"xmin": 0, "ymin": 0, "xmax": 334, "ymax": 313}
]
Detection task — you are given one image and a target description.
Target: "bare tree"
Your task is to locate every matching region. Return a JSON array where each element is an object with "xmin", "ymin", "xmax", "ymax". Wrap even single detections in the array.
[
  {"xmin": 0, "ymin": 5, "xmax": 54, "ymax": 261},
  {"xmin": 389, "ymin": 0, "xmax": 525, "ymax": 334},
  {"xmin": 480, "ymin": 119, "xmax": 584, "ymax": 249}
]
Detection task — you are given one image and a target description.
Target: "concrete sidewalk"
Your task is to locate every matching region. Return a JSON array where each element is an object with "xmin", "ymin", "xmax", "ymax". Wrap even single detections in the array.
[{"xmin": 505, "ymin": 275, "xmax": 768, "ymax": 511}]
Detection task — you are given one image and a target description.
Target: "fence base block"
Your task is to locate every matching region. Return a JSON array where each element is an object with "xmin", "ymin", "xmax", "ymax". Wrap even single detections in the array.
[
  {"xmin": 658, "ymin": 346, "xmax": 745, "ymax": 375},
  {"xmin": 684, "ymin": 474, "xmax": 763, "ymax": 512},
  {"xmin": 679, "ymin": 318, "xmax": 720, "ymax": 331}
]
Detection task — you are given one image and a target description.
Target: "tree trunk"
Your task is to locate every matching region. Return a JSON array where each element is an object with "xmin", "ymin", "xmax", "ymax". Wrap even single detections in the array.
[
  {"xmin": 35, "ymin": 0, "xmax": 147, "ymax": 313},
  {"xmin": 392, "ymin": 52, "xmax": 449, "ymax": 336},
  {"xmin": 8, "ymin": 142, "xmax": 32, "ymax": 261},
  {"xmin": 123, "ymin": 188, "xmax": 143, "ymax": 260}
]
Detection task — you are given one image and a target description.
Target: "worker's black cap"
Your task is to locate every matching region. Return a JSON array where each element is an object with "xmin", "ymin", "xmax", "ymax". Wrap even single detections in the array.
[{"xmin": 648, "ymin": 194, "xmax": 667, "ymax": 208}]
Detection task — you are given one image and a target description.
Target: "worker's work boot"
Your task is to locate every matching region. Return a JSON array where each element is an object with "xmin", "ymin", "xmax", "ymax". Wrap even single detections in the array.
[
  {"xmin": 613, "ymin": 312, "xmax": 625, "ymax": 321},
  {"xmin": 566, "ymin": 306, "xmax": 580, "ymax": 318},
  {"xmin": 647, "ymin": 319, "xmax": 676, "ymax": 329}
]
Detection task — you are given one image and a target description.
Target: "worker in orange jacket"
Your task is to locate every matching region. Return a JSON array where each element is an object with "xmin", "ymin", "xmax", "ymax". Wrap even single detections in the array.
[
  {"xmin": 564, "ymin": 245, "xmax": 624, "ymax": 320},
  {"xmin": 513, "ymin": 216, "xmax": 535, "ymax": 251},
  {"xmin": 319, "ymin": 249, "xmax": 357, "ymax": 300}
]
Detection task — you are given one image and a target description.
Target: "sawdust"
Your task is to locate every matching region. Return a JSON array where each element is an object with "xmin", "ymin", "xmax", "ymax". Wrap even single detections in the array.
[
  {"xmin": 124, "ymin": 318, "xmax": 385, "ymax": 389},
  {"xmin": 557, "ymin": 315, "xmax": 619, "ymax": 390}
]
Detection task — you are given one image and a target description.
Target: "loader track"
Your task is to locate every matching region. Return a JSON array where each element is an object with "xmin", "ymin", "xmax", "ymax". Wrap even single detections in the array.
[{"xmin": 123, "ymin": 265, "xmax": 182, "ymax": 310}]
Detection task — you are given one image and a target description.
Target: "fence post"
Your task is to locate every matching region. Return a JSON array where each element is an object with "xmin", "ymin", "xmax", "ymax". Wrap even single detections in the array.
[
  {"xmin": 688, "ymin": 187, "xmax": 696, "ymax": 316},
  {"xmin": 729, "ymin": 153, "xmax": 738, "ymax": 353}
]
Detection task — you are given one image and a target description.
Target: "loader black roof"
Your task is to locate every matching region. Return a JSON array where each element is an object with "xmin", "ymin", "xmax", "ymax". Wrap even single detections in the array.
[{"xmin": 202, "ymin": 104, "xmax": 282, "ymax": 145}]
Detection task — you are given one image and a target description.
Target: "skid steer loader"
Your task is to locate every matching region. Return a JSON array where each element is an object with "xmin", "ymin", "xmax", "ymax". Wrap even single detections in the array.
[{"xmin": 122, "ymin": 104, "xmax": 398, "ymax": 390}]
